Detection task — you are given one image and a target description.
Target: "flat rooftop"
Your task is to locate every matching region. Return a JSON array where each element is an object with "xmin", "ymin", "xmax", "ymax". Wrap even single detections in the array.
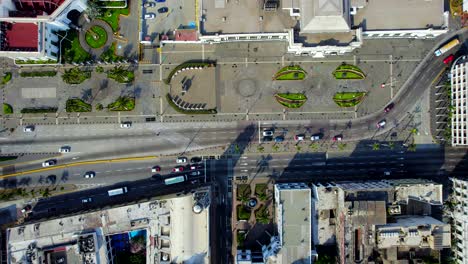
[
  {"xmin": 276, "ymin": 184, "xmax": 311, "ymax": 264},
  {"xmin": 5, "ymin": 0, "xmax": 65, "ymax": 18},
  {"xmin": 1, "ymin": 22, "xmax": 38, "ymax": 51},
  {"xmin": 8, "ymin": 190, "xmax": 211, "ymax": 264},
  {"xmin": 353, "ymin": 0, "xmax": 445, "ymax": 30}
]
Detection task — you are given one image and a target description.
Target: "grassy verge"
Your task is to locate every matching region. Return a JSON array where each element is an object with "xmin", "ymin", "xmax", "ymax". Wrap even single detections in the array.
[
  {"xmin": 164, "ymin": 62, "xmax": 214, "ymax": 85},
  {"xmin": 3, "ymin": 103, "xmax": 13, "ymax": 114},
  {"xmin": 237, "ymin": 205, "xmax": 251, "ymax": 221},
  {"xmin": 0, "ymin": 156, "xmax": 17, "ymax": 162},
  {"xmin": 62, "ymin": 67, "xmax": 91, "ymax": 84},
  {"xmin": 21, "ymin": 107, "xmax": 58, "ymax": 114},
  {"xmin": 333, "ymin": 64, "xmax": 365, "ymax": 80},
  {"xmin": 2, "ymin": 72, "xmax": 11, "ymax": 84},
  {"xmin": 15, "ymin": 59, "xmax": 57, "ymax": 65},
  {"xmin": 61, "ymin": 30, "xmax": 91, "ymax": 63},
  {"xmin": 107, "ymin": 96, "xmax": 135, "ymax": 111},
  {"xmin": 274, "ymin": 65, "xmax": 307, "ymax": 80},
  {"xmin": 333, "ymin": 92, "xmax": 366, "ymax": 107},
  {"xmin": 66, "ymin": 98, "xmax": 92, "ymax": 112},
  {"xmin": 255, "ymin": 183, "xmax": 268, "ymax": 201},
  {"xmin": 20, "ymin": 71, "xmax": 57, "ymax": 77},
  {"xmin": 275, "ymin": 93, "xmax": 307, "ymax": 108},
  {"xmin": 166, "ymin": 94, "xmax": 217, "ymax": 114},
  {"xmin": 98, "ymin": 7, "xmax": 130, "ymax": 32},
  {"xmin": 85, "ymin": 25, "xmax": 108, "ymax": 48}
]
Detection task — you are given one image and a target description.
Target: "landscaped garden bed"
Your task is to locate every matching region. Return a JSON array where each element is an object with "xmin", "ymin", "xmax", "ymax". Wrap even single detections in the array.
[
  {"xmin": 107, "ymin": 66, "xmax": 134, "ymax": 83},
  {"xmin": 98, "ymin": 6, "xmax": 130, "ymax": 32},
  {"xmin": 98, "ymin": 0, "xmax": 127, "ymax": 8},
  {"xmin": 166, "ymin": 94, "xmax": 217, "ymax": 115},
  {"xmin": 20, "ymin": 71, "xmax": 57, "ymax": 77},
  {"xmin": 21, "ymin": 107, "xmax": 58, "ymax": 114},
  {"xmin": 255, "ymin": 183, "xmax": 268, "ymax": 201},
  {"xmin": 62, "ymin": 67, "xmax": 91, "ymax": 84},
  {"xmin": 85, "ymin": 25, "xmax": 108, "ymax": 49},
  {"xmin": 3, "ymin": 103, "xmax": 13, "ymax": 114},
  {"xmin": 333, "ymin": 92, "xmax": 367, "ymax": 107},
  {"xmin": 254, "ymin": 205, "xmax": 270, "ymax": 224},
  {"xmin": 100, "ymin": 43, "xmax": 125, "ymax": 62},
  {"xmin": 66, "ymin": 98, "xmax": 92, "ymax": 112},
  {"xmin": 15, "ymin": 59, "xmax": 57, "ymax": 65},
  {"xmin": 273, "ymin": 65, "xmax": 307, "ymax": 80},
  {"xmin": 274, "ymin": 93, "xmax": 307, "ymax": 108},
  {"xmin": 107, "ymin": 96, "xmax": 135, "ymax": 111},
  {"xmin": 237, "ymin": 205, "xmax": 251, "ymax": 221},
  {"xmin": 60, "ymin": 30, "xmax": 91, "ymax": 63},
  {"xmin": 2, "ymin": 72, "xmax": 11, "ymax": 84},
  {"xmin": 332, "ymin": 64, "xmax": 366, "ymax": 80},
  {"xmin": 164, "ymin": 62, "xmax": 215, "ymax": 85}
]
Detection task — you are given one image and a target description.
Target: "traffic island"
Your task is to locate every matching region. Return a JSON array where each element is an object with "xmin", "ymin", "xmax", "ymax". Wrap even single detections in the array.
[
  {"xmin": 333, "ymin": 92, "xmax": 367, "ymax": 107},
  {"xmin": 85, "ymin": 25, "xmax": 108, "ymax": 49},
  {"xmin": 332, "ymin": 63, "xmax": 366, "ymax": 80},
  {"xmin": 273, "ymin": 65, "xmax": 307, "ymax": 80},
  {"xmin": 274, "ymin": 93, "xmax": 307, "ymax": 108}
]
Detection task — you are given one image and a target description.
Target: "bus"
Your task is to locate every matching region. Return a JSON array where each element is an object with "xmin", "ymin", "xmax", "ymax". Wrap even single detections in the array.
[
  {"xmin": 164, "ymin": 175, "xmax": 186, "ymax": 185},
  {"xmin": 108, "ymin": 187, "xmax": 128, "ymax": 196},
  {"xmin": 434, "ymin": 38, "xmax": 460, "ymax": 56}
]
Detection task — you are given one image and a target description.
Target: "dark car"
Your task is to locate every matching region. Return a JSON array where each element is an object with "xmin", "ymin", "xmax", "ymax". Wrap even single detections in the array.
[
  {"xmin": 274, "ymin": 136, "xmax": 284, "ymax": 142},
  {"xmin": 263, "ymin": 136, "xmax": 273, "ymax": 142},
  {"xmin": 190, "ymin": 157, "xmax": 202, "ymax": 163},
  {"xmin": 310, "ymin": 133, "xmax": 324, "ymax": 141},
  {"xmin": 384, "ymin": 103, "xmax": 394, "ymax": 113},
  {"xmin": 158, "ymin": 7, "xmax": 168, "ymax": 13}
]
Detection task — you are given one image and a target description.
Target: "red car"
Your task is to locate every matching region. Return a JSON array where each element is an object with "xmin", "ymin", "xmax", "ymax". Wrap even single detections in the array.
[
  {"xmin": 151, "ymin": 166, "xmax": 161, "ymax": 173},
  {"xmin": 384, "ymin": 103, "xmax": 394, "ymax": 113},
  {"xmin": 172, "ymin": 166, "xmax": 184, "ymax": 172},
  {"xmin": 332, "ymin": 135, "xmax": 343, "ymax": 141},
  {"xmin": 443, "ymin": 54, "xmax": 455, "ymax": 64}
]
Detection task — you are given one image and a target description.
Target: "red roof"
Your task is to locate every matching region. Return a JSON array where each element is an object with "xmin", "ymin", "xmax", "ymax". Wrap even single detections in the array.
[
  {"xmin": 5, "ymin": 23, "xmax": 38, "ymax": 50},
  {"xmin": 175, "ymin": 30, "xmax": 198, "ymax": 41}
]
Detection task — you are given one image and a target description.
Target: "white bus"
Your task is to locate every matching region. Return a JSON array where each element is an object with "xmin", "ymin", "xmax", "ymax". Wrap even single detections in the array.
[
  {"xmin": 164, "ymin": 175, "xmax": 186, "ymax": 185},
  {"xmin": 108, "ymin": 187, "xmax": 128, "ymax": 196}
]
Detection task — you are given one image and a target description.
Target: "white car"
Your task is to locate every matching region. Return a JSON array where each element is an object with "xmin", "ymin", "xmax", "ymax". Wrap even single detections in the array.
[
  {"xmin": 144, "ymin": 2, "xmax": 155, "ymax": 7},
  {"xmin": 82, "ymin": 197, "xmax": 92, "ymax": 203},
  {"xmin": 59, "ymin": 146, "xmax": 70, "ymax": 153},
  {"xmin": 262, "ymin": 130, "xmax": 274, "ymax": 136},
  {"xmin": 176, "ymin": 157, "xmax": 187, "ymax": 163},
  {"xmin": 377, "ymin": 120, "xmax": 386, "ymax": 128},
  {"xmin": 42, "ymin": 160, "xmax": 56, "ymax": 167},
  {"xmin": 190, "ymin": 171, "xmax": 201, "ymax": 176},
  {"xmin": 120, "ymin": 122, "xmax": 132, "ymax": 128},
  {"xmin": 83, "ymin": 171, "xmax": 95, "ymax": 178},
  {"xmin": 23, "ymin": 126, "xmax": 34, "ymax": 132},
  {"xmin": 294, "ymin": 135, "xmax": 305, "ymax": 141},
  {"xmin": 144, "ymin": 13, "xmax": 156, "ymax": 19}
]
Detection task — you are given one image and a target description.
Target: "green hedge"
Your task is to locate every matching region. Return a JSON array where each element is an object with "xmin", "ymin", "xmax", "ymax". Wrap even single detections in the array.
[
  {"xmin": 3, "ymin": 103, "xmax": 13, "ymax": 114},
  {"xmin": 166, "ymin": 94, "xmax": 217, "ymax": 114},
  {"xmin": 275, "ymin": 93, "xmax": 307, "ymax": 108},
  {"xmin": 107, "ymin": 96, "xmax": 135, "ymax": 111},
  {"xmin": 16, "ymin": 59, "xmax": 56, "ymax": 65},
  {"xmin": 20, "ymin": 71, "xmax": 57, "ymax": 77},
  {"xmin": 21, "ymin": 107, "xmax": 58, "ymax": 113},
  {"xmin": 0, "ymin": 156, "xmax": 18, "ymax": 162},
  {"xmin": 62, "ymin": 68, "xmax": 91, "ymax": 84},
  {"xmin": 164, "ymin": 62, "xmax": 215, "ymax": 85},
  {"xmin": 274, "ymin": 65, "xmax": 307, "ymax": 80},
  {"xmin": 66, "ymin": 98, "xmax": 92, "ymax": 112},
  {"xmin": 2, "ymin": 72, "xmax": 12, "ymax": 84},
  {"xmin": 333, "ymin": 64, "xmax": 365, "ymax": 80}
]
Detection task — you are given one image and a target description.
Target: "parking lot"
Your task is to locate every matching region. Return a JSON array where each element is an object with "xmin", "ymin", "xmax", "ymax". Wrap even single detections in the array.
[{"xmin": 141, "ymin": 0, "xmax": 196, "ymax": 43}]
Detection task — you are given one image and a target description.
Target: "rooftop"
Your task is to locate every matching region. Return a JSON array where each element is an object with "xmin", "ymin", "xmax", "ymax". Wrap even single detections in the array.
[
  {"xmin": 0, "ymin": 22, "xmax": 38, "ymax": 51},
  {"xmin": 353, "ymin": 0, "xmax": 445, "ymax": 30},
  {"xmin": 1, "ymin": 0, "xmax": 65, "ymax": 18},
  {"xmin": 300, "ymin": 0, "xmax": 350, "ymax": 33}
]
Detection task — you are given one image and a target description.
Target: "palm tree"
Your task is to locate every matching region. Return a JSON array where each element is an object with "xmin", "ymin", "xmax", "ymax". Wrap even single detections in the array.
[
  {"xmin": 85, "ymin": 0, "xmax": 102, "ymax": 20},
  {"xmin": 256, "ymin": 207, "xmax": 270, "ymax": 224},
  {"xmin": 372, "ymin": 143, "xmax": 380, "ymax": 151}
]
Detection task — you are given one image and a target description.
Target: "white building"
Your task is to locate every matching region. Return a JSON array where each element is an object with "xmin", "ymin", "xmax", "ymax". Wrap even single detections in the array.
[
  {"xmin": 451, "ymin": 56, "xmax": 468, "ymax": 146},
  {"xmin": 451, "ymin": 178, "xmax": 468, "ymax": 263}
]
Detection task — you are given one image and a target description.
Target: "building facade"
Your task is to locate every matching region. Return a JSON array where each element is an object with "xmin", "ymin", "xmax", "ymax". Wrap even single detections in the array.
[{"xmin": 451, "ymin": 56, "xmax": 468, "ymax": 146}]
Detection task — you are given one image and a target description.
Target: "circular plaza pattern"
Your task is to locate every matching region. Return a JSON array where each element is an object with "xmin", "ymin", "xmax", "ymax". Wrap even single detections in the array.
[
  {"xmin": 237, "ymin": 79, "xmax": 256, "ymax": 97},
  {"xmin": 85, "ymin": 25, "xmax": 108, "ymax": 49},
  {"xmin": 79, "ymin": 19, "xmax": 113, "ymax": 55}
]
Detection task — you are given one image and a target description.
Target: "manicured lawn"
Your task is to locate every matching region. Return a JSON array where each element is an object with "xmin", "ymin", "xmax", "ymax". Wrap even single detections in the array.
[
  {"xmin": 98, "ymin": 7, "xmax": 130, "ymax": 32},
  {"xmin": 333, "ymin": 92, "xmax": 366, "ymax": 107},
  {"xmin": 275, "ymin": 93, "xmax": 307, "ymax": 108},
  {"xmin": 276, "ymin": 93, "xmax": 306, "ymax": 100},
  {"xmin": 85, "ymin": 25, "xmax": 108, "ymax": 49},
  {"xmin": 274, "ymin": 65, "xmax": 307, "ymax": 80},
  {"xmin": 66, "ymin": 99, "xmax": 92, "ymax": 112},
  {"xmin": 333, "ymin": 64, "xmax": 365, "ymax": 80},
  {"xmin": 107, "ymin": 96, "xmax": 135, "ymax": 111},
  {"xmin": 3, "ymin": 103, "xmax": 13, "ymax": 114},
  {"xmin": 2, "ymin": 72, "xmax": 11, "ymax": 84},
  {"xmin": 237, "ymin": 205, "xmax": 251, "ymax": 221},
  {"xmin": 61, "ymin": 30, "xmax": 91, "ymax": 63}
]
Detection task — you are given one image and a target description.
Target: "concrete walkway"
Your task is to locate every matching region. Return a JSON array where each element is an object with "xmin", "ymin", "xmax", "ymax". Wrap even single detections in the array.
[{"xmin": 78, "ymin": 19, "xmax": 114, "ymax": 58}]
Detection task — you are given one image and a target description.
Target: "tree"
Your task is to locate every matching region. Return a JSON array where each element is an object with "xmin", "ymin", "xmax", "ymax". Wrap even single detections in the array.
[
  {"xmin": 372, "ymin": 143, "xmax": 380, "ymax": 151},
  {"xmin": 41, "ymin": 188, "xmax": 51, "ymax": 198},
  {"xmin": 338, "ymin": 143, "xmax": 347, "ymax": 151},
  {"xmin": 410, "ymin": 128, "xmax": 418, "ymax": 135},
  {"xmin": 85, "ymin": 0, "xmax": 102, "ymax": 20},
  {"xmin": 315, "ymin": 254, "xmax": 335, "ymax": 264},
  {"xmin": 389, "ymin": 142, "xmax": 395, "ymax": 150},
  {"xmin": 408, "ymin": 143, "xmax": 417, "ymax": 152}
]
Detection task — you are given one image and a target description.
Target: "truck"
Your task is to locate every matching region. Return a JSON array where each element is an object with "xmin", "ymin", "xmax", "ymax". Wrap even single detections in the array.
[
  {"xmin": 108, "ymin": 187, "xmax": 128, "ymax": 196},
  {"xmin": 164, "ymin": 175, "xmax": 186, "ymax": 185},
  {"xmin": 434, "ymin": 38, "xmax": 460, "ymax": 56}
]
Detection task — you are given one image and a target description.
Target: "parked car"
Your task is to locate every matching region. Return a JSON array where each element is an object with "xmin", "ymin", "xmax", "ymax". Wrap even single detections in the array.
[
  {"xmin": 294, "ymin": 134, "xmax": 305, "ymax": 141},
  {"xmin": 377, "ymin": 120, "xmax": 386, "ymax": 128},
  {"xmin": 42, "ymin": 160, "xmax": 56, "ymax": 167},
  {"xmin": 120, "ymin": 122, "xmax": 132, "ymax": 128},
  {"xmin": 84, "ymin": 171, "xmax": 95, "ymax": 178},
  {"xmin": 263, "ymin": 136, "xmax": 273, "ymax": 142},
  {"xmin": 190, "ymin": 171, "xmax": 201, "ymax": 176},
  {"xmin": 262, "ymin": 129, "xmax": 274, "ymax": 136},
  {"xmin": 384, "ymin": 171, "xmax": 391, "ymax": 176},
  {"xmin": 23, "ymin": 125, "xmax": 35, "ymax": 132},
  {"xmin": 59, "ymin": 146, "xmax": 70, "ymax": 153},
  {"xmin": 21, "ymin": 205, "xmax": 32, "ymax": 213},
  {"xmin": 310, "ymin": 133, "xmax": 323, "ymax": 141},
  {"xmin": 157, "ymin": 7, "xmax": 168, "ymax": 13},
  {"xmin": 81, "ymin": 197, "xmax": 92, "ymax": 204},
  {"xmin": 176, "ymin": 157, "xmax": 187, "ymax": 163},
  {"xmin": 332, "ymin": 135, "xmax": 343, "ymax": 141},
  {"xmin": 151, "ymin": 166, "xmax": 161, "ymax": 173},
  {"xmin": 274, "ymin": 136, "xmax": 284, "ymax": 143},
  {"xmin": 144, "ymin": 2, "xmax": 156, "ymax": 7},
  {"xmin": 155, "ymin": 0, "xmax": 166, "ymax": 2},
  {"xmin": 190, "ymin": 164, "xmax": 197, "ymax": 170},
  {"xmin": 172, "ymin": 166, "xmax": 184, "ymax": 172},
  {"xmin": 384, "ymin": 103, "xmax": 394, "ymax": 113},
  {"xmin": 144, "ymin": 13, "xmax": 156, "ymax": 19},
  {"xmin": 443, "ymin": 54, "xmax": 455, "ymax": 64},
  {"xmin": 190, "ymin": 157, "xmax": 202, "ymax": 163}
]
